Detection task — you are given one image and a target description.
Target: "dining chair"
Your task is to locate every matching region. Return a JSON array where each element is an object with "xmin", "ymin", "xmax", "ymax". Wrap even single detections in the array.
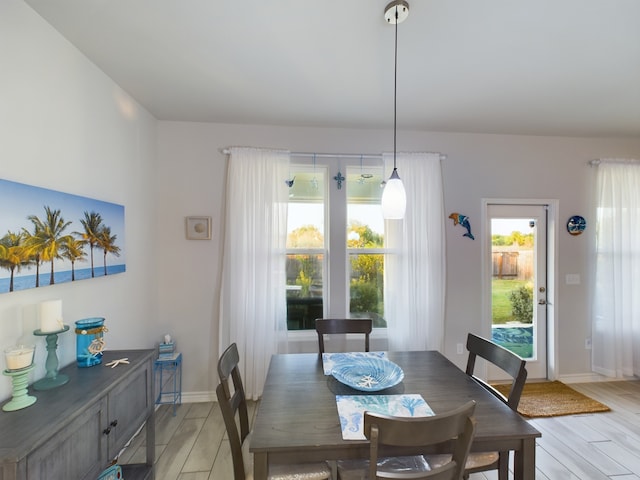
[
  {"xmin": 216, "ymin": 343, "xmax": 331, "ymax": 480},
  {"xmin": 461, "ymin": 332, "xmax": 528, "ymax": 480},
  {"xmin": 315, "ymin": 318, "xmax": 372, "ymax": 353},
  {"xmin": 337, "ymin": 400, "xmax": 477, "ymax": 480}
]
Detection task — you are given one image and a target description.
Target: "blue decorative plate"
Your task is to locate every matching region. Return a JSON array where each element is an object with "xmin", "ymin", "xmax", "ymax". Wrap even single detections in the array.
[{"xmin": 331, "ymin": 357, "xmax": 404, "ymax": 392}]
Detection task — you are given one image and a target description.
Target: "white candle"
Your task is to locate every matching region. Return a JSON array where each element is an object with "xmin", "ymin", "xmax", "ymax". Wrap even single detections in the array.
[
  {"xmin": 40, "ymin": 299, "xmax": 64, "ymax": 333},
  {"xmin": 5, "ymin": 345, "xmax": 35, "ymax": 370}
]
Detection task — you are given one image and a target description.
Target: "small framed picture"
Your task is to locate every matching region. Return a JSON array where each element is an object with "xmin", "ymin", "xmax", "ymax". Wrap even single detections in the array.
[{"xmin": 186, "ymin": 216, "xmax": 211, "ymax": 240}]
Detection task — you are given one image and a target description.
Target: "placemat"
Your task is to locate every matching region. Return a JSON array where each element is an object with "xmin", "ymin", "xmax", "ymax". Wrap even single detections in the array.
[{"xmin": 336, "ymin": 394, "xmax": 433, "ymax": 440}]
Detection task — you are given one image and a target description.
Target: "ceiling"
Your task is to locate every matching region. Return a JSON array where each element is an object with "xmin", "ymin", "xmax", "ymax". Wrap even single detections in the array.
[{"xmin": 24, "ymin": 0, "xmax": 640, "ymax": 137}]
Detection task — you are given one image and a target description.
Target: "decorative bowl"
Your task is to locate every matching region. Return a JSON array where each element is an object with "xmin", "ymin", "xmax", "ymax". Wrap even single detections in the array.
[{"xmin": 331, "ymin": 357, "xmax": 404, "ymax": 392}]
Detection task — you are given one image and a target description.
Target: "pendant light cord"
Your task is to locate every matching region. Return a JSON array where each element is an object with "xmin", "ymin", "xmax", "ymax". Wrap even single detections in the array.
[{"xmin": 393, "ymin": 5, "xmax": 398, "ymax": 171}]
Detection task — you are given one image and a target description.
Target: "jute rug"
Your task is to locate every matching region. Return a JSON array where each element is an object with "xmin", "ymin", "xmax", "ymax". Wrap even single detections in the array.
[{"xmin": 493, "ymin": 381, "xmax": 611, "ymax": 418}]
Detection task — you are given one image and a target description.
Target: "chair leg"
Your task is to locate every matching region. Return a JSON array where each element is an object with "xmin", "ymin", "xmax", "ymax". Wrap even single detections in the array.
[{"xmin": 497, "ymin": 451, "xmax": 509, "ymax": 480}]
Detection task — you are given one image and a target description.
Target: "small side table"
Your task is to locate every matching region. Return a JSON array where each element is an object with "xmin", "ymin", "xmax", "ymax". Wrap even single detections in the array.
[{"xmin": 154, "ymin": 352, "xmax": 182, "ymax": 416}]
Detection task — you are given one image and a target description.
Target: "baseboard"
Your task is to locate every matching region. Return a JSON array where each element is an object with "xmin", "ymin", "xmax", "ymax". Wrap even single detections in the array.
[
  {"xmin": 558, "ymin": 373, "xmax": 618, "ymax": 384},
  {"xmin": 181, "ymin": 391, "xmax": 216, "ymax": 403}
]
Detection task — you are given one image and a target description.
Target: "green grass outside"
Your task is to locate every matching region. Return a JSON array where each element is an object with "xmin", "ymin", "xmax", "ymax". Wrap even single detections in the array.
[{"xmin": 492, "ymin": 278, "xmax": 528, "ymax": 324}]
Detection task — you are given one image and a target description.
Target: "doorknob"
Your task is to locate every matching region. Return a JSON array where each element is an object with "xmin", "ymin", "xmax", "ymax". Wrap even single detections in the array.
[{"xmin": 538, "ymin": 299, "xmax": 547, "ymax": 305}]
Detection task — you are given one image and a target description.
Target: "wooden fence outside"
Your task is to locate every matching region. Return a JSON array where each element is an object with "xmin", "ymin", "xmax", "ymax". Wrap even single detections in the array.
[{"xmin": 492, "ymin": 246, "xmax": 533, "ymax": 281}]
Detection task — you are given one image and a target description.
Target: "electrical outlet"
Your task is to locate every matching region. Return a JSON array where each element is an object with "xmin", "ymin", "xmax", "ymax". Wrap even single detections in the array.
[
  {"xmin": 456, "ymin": 343, "xmax": 464, "ymax": 355},
  {"xmin": 585, "ymin": 337, "xmax": 592, "ymax": 349}
]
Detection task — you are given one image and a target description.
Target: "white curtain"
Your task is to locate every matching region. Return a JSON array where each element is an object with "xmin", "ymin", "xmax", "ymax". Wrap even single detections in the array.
[
  {"xmin": 592, "ymin": 159, "xmax": 640, "ymax": 378},
  {"xmin": 218, "ymin": 147, "xmax": 290, "ymax": 399},
  {"xmin": 384, "ymin": 152, "xmax": 446, "ymax": 352}
]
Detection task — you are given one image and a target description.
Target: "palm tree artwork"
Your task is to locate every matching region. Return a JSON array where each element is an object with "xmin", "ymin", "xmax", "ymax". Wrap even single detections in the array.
[{"xmin": 0, "ymin": 177, "xmax": 126, "ymax": 294}]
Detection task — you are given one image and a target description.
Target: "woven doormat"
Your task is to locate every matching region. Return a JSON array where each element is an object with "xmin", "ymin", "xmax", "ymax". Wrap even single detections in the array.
[{"xmin": 493, "ymin": 381, "xmax": 611, "ymax": 418}]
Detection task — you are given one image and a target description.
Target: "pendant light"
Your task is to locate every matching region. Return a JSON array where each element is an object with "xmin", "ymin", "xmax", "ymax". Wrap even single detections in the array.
[{"xmin": 381, "ymin": 0, "xmax": 408, "ymax": 220}]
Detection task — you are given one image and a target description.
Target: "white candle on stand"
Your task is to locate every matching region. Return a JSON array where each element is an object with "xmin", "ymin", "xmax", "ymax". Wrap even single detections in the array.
[
  {"xmin": 40, "ymin": 299, "xmax": 63, "ymax": 333},
  {"xmin": 5, "ymin": 345, "xmax": 35, "ymax": 370}
]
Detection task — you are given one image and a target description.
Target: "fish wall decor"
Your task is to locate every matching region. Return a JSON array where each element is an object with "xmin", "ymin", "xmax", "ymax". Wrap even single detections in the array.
[{"xmin": 449, "ymin": 213, "xmax": 475, "ymax": 240}]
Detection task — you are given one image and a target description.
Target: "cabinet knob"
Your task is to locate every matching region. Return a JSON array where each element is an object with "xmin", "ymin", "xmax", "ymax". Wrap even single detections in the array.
[
  {"xmin": 103, "ymin": 426, "xmax": 111, "ymax": 435},
  {"xmin": 110, "ymin": 419, "xmax": 118, "ymax": 427}
]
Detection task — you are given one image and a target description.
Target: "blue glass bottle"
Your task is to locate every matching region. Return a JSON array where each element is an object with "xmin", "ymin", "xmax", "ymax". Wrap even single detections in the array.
[{"xmin": 74, "ymin": 317, "xmax": 106, "ymax": 367}]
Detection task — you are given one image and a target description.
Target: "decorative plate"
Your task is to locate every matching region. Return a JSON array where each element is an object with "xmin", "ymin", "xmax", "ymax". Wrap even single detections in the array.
[
  {"xmin": 331, "ymin": 357, "xmax": 404, "ymax": 392},
  {"xmin": 567, "ymin": 215, "xmax": 586, "ymax": 236}
]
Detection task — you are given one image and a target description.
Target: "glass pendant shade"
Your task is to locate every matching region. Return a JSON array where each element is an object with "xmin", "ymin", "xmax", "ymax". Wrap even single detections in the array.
[{"xmin": 381, "ymin": 168, "xmax": 406, "ymax": 219}]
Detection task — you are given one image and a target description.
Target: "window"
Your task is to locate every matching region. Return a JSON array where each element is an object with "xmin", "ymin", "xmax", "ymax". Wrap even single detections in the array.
[{"xmin": 285, "ymin": 157, "xmax": 388, "ymax": 330}]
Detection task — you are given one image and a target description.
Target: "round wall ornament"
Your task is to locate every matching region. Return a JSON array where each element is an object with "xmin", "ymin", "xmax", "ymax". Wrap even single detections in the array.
[{"xmin": 567, "ymin": 215, "xmax": 586, "ymax": 235}]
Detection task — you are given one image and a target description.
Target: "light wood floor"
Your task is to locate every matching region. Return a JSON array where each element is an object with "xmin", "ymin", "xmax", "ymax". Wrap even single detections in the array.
[{"xmin": 119, "ymin": 380, "xmax": 640, "ymax": 480}]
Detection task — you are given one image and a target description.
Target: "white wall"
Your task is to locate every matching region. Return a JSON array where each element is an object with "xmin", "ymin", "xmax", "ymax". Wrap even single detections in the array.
[
  {"xmin": 157, "ymin": 122, "xmax": 640, "ymax": 396},
  {"xmin": 0, "ymin": 1, "xmax": 158, "ymax": 401},
  {"xmin": 5, "ymin": 0, "xmax": 640, "ymax": 404}
]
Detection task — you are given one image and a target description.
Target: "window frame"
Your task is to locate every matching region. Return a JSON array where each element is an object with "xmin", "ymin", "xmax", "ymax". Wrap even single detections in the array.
[{"xmin": 285, "ymin": 157, "xmax": 389, "ymax": 333}]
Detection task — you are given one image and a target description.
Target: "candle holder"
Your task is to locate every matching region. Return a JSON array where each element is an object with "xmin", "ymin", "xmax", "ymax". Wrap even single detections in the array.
[
  {"xmin": 2, "ymin": 365, "xmax": 37, "ymax": 411},
  {"xmin": 32, "ymin": 325, "xmax": 70, "ymax": 390}
]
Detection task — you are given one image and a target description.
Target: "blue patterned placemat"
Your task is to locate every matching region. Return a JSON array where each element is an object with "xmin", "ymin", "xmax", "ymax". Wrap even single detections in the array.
[
  {"xmin": 322, "ymin": 351, "xmax": 387, "ymax": 375},
  {"xmin": 336, "ymin": 394, "xmax": 434, "ymax": 440}
]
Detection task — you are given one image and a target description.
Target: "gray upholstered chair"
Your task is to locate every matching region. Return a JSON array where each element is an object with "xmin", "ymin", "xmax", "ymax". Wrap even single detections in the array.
[{"xmin": 216, "ymin": 343, "xmax": 331, "ymax": 480}]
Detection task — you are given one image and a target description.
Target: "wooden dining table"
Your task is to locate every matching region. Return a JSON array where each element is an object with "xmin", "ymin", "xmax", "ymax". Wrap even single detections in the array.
[{"xmin": 250, "ymin": 350, "xmax": 541, "ymax": 480}]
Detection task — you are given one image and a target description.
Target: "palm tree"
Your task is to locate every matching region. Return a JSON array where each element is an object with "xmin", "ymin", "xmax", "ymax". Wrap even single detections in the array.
[
  {"xmin": 0, "ymin": 231, "xmax": 30, "ymax": 292},
  {"xmin": 60, "ymin": 236, "xmax": 87, "ymax": 281},
  {"xmin": 27, "ymin": 206, "xmax": 73, "ymax": 285},
  {"xmin": 21, "ymin": 229, "xmax": 44, "ymax": 287},
  {"xmin": 77, "ymin": 211, "xmax": 104, "ymax": 278},
  {"xmin": 96, "ymin": 226, "xmax": 120, "ymax": 276}
]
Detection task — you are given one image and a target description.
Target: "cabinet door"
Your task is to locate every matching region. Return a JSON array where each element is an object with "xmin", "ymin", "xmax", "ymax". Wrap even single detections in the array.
[
  {"xmin": 107, "ymin": 360, "xmax": 152, "ymax": 458},
  {"xmin": 27, "ymin": 397, "xmax": 108, "ymax": 480}
]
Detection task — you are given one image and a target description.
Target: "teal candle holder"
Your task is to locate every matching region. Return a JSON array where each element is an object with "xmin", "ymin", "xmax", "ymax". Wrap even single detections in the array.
[
  {"xmin": 33, "ymin": 325, "xmax": 70, "ymax": 390},
  {"xmin": 2, "ymin": 364, "xmax": 37, "ymax": 411}
]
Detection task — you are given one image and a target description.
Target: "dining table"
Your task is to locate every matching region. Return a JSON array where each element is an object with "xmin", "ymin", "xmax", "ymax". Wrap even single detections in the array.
[{"xmin": 250, "ymin": 350, "xmax": 541, "ymax": 480}]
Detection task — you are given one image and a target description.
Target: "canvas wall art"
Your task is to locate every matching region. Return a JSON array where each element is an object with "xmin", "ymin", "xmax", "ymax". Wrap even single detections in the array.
[{"xmin": 0, "ymin": 178, "xmax": 125, "ymax": 294}]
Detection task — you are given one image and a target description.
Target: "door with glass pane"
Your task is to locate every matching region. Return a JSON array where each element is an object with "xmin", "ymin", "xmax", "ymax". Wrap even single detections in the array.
[{"xmin": 487, "ymin": 203, "xmax": 548, "ymax": 379}]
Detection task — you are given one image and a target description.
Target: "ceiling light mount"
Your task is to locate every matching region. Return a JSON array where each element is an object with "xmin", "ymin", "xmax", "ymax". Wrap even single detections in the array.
[{"xmin": 384, "ymin": 0, "xmax": 409, "ymax": 25}]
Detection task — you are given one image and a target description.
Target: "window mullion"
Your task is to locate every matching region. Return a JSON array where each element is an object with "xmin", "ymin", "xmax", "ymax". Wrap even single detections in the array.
[{"xmin": 327, "ymin": 165, "xmax": 348, "ymax": 317}]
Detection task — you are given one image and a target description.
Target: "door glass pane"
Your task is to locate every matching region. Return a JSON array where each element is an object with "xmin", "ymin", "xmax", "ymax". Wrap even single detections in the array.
[{"xmin": 491, "ymin": 218, "xmax": 535, "ymax": 359}]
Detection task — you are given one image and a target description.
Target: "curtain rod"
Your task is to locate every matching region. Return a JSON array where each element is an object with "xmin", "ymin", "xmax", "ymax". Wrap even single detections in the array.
[
  {"xmin": 589, "ymin": 158, "xmax": 640, "ymax": 166},
  {"xmin": 220, "ymin": 148, "xmax": 447, "ymax": 161}
]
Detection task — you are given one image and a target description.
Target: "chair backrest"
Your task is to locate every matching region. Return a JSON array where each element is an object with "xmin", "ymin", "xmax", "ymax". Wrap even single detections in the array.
[
  {"xmin": 364, "ymin": 400, "xmax": 477, "ymax": 480},
  {"xmin": 315, "ymin": 318, "xmax": 372, "ymax": 353},
  {"xmin": 216, "ymin": 343, "xmax": 250, "ymax": 480},
  {"xmin": 465, "ymin": 333, "xmax": 528, "ymax": 411}
]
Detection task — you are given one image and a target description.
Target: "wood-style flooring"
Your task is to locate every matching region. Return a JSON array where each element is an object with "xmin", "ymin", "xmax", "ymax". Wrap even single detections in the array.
[{"xmin": 119, "ymin": 380, "xmax": 640, "ymax": 479}]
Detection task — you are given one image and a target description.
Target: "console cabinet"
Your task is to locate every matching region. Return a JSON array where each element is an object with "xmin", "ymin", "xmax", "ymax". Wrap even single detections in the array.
[{"xmin": 0, "ymin": 349, "xmax": 155, "ymax": 480}]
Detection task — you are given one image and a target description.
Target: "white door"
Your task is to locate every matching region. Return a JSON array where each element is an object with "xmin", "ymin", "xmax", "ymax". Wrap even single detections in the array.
[{"xmin": 486, "ymin": 203, "xmax": 548, "ymax": 380}]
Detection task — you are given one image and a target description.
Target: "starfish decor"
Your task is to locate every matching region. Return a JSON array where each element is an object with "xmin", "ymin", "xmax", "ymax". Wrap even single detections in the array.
[{"xmin": 105, "ymin": 358, "xmax": 130, "ymax": 368}]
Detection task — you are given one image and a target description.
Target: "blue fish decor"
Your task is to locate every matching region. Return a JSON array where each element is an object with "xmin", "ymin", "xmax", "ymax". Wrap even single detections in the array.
[{"xmin": 449, "ymin": 213, "xmax": 475, "ymax": 240}]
